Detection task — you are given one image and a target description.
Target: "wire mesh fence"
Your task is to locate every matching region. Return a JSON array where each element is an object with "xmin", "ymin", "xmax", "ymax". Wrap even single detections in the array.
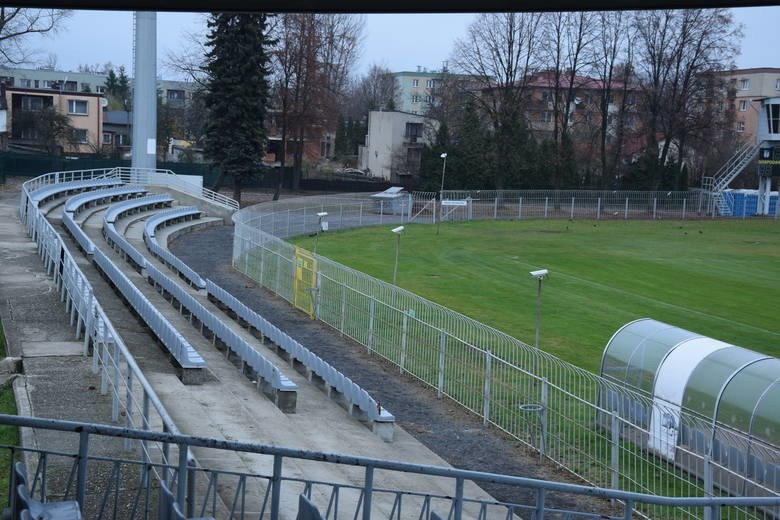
[{"xmin": 233, "ymin": 192, "xmax": 780, "ymax": 519}]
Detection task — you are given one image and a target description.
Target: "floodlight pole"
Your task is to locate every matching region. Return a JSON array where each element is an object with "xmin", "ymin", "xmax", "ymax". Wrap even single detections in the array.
[{"xmin": 437, "ymin": 152, "xmax": 447, "ymax": 235}]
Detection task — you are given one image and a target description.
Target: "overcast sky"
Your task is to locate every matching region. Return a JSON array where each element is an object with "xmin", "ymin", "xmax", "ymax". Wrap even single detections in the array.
[{"xmin": 28, "ymin": 7, "xmax": 778, "ymax": 80}]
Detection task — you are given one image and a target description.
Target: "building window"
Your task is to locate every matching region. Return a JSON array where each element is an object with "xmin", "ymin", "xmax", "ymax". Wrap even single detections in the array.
[
  {"xmin": 541, "ymin": 111, "xmax": 552, "ymax": 123},
  {"xmin": 736, "ymin": 121, "xmax": 745, "ymax": 132},
  {"xmin": 740, "ymin": 79, "xmax": 750, "ymax": 90},
  {"xmin": 776, "ymin": 78, "xmax": 780, "ymax": 90},
  {"xmin": 42, "ymin": 80, "xmax": 54, "ymax": 89},
  {"xmin": 21, "ymin": 96, "xmax": 44, "ymax": 111},
  {"xmin": 426, "ymin": 79, "xmax": 435, "ymax": 88},
  {"xmin": 68, "ymin": 99, "xmax": 88, "ymax": 115},
  {"xmin": 20, "ymin": 79, "xmax": 32, "ymax": 88},
  {"xmin": 411, "ymin": 79, "xmax": 419, "ymax": 87},
  {"xmin": 411, "ymin": 95, "xmax": 420, "ymax": 103},
  {"xmin": 95, "ymin": 85, "xmax": 105, "ymax": 94},
  {"xmin": 102, "ymin": 132, "xmax": 112, "ymax": 144},
  {"xmin": 738, "ymin": 100, "xmax": 748, "ymax": 111},
  {"xmin": 424, "ymin": 95, "xmax": 432, "ymax": 103},
  {"xmin": 405, "ymin": 122, "xmax": 423, "ymax": 141},
  {"xmin": 542, "ymin": 91, "xmax": 552, "ymax": 102},
  {"xmin": 73, "ymin": 129, "xmax": 88, "ymax": 143}
]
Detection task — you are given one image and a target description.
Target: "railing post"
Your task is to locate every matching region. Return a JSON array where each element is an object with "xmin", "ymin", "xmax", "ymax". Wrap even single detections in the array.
[
  {"xmin": 482, "ymin": 351, "xmax": 491, "ymax": 425},
  {"xmin": 518, "ymin": 197, "xmax": 523, "ymax": 219},
  {"xmin": 187, "ymin": 458, "xmax": 197, "ymax": 518},
  {"xmin": 400, "ymin": 312, "xmax": 408, "ymax": 374},
  {"xmin": 112, "ymin": 342, "xmax": 120, "ymax": 422},
  {"xmin": 380, "ymin": 201, "xmax": 384, "ymax": 224},
  {"xmin": 359, "ymin": 202, "xmax": 363, "ymax": 226},
  {"xmin": 76, "ymin": 429, "xmax": 89, "ymax": 510},
  {"xmin": 493, "ymin": 197, "xmax": 498, "ymax": 219},
  {"xmin": 437, "ymin": 329, "xmax": 446, "ymax": 398},
  {"xmin": 177, "ymin": 444, "xmax": 188, "ymax": 508},
  {"xmin": 624, "ymin": 198, "xmax": 628, "ymax": 220},
  {"xmin": 535, "ymin": 487, "xmax": 545, "ymax": 520},
  {"xmin": 597, "ymin": 198, "xmax": 601, "ymax": 220},
  {"xmin": 570, "ymin": 197, "xmax": 575, "ymax": 219},
  {"xmin": 544, "ymin": 197, "xmax": 548, "ymax": 219},
  {"xmin": 271, "ymin": 454, "xmax": 283, "ymax": 520},
  {"xmin": 682, "ymin": 198, "xmax": 687, "ymax": 220},
  {"xmin": 124, "ymin": 368, "xmax": 134, "ymax": 451},
  {"xmin": 141, "ymin": 392, "xmax": 150, "ymax": 487},
  {"xmin": 453, "ymin": 477, "xmax": 464, "ymax": 520},
  {"xmin": 362, "ymin": 465, "xmax": 374, "ymax": 520},
  {"xmin": 653, "ymin": 198, "xmax": 657, "ymax": 219}
]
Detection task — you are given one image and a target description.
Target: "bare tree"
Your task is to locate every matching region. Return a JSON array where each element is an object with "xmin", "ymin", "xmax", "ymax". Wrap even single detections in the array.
[
  {"xmin": 451, "ymin": 12, "xmax": 544, "ymax": 189},
  {"xmin": 269, "ymin": 13, "xmax": 363, "ymax": 196},
  {"xmin": 0, "ymin": 8, "xmax": 71, "ymax": 65},
  {"xmin": 633, "ymin": 8, "xmax": 741, "ymax": 187},
  {"xmin": 345, "ymin": 64, "xmax": 399, "ymax": 118}
]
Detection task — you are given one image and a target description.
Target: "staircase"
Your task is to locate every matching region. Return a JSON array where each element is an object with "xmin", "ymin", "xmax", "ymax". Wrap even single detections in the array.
[{"xmin": 701, "ymin": 141, "xmax": 760, "ymax": 216}]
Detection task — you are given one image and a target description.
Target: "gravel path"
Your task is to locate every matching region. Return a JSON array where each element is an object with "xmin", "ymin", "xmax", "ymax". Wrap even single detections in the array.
[{"xmin": 169, "ymin": 223, "xmax": 620, "ymax": 517}]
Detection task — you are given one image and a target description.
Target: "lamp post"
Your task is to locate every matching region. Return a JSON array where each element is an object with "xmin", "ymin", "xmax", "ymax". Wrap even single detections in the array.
[
  {"xmin": 437, "ymin": 152, "xmax": 447, "ymax": 235},
  {"xmin": 314, "ymin": 212, "xmax": 327, "ymax": 254},
  {"xmin": 529, "ymin": 268, "xmax": 548, "ymax": 379},
  {"xmin": 391, "ymin": 226, "xmax": 404, "ymax": 285},
  {"xmin": 529, "ymin": 269, "xmax": 548, "ymax": 350}
]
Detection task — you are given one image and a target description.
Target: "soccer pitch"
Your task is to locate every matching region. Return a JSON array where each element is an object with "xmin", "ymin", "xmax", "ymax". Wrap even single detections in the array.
[{"xmin": 290, "ymin": 218, "xmax": 780, "ymax": 373}]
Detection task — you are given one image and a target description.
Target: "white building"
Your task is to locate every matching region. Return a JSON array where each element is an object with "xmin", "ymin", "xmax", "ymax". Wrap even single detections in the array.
[{"xmin": 359, "ymin": 110, "xmax": 439, "ymax": 183}]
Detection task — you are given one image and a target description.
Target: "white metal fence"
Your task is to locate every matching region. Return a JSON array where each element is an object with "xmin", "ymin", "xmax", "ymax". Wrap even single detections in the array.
[{"xmin": 233, "ymin": 193, "xmax": 780, "ymax": 520}]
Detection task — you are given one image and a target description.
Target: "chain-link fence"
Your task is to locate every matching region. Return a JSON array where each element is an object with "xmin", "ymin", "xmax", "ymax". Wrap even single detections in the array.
[{"xmin": 233, "ymin": 192, "xmax": 779, "ymax": 520}]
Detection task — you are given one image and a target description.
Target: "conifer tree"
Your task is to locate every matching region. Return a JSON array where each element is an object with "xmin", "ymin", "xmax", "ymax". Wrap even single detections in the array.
[{"xmin": 203, "ymin": 13, "xmax": 272, "ymax": 204}]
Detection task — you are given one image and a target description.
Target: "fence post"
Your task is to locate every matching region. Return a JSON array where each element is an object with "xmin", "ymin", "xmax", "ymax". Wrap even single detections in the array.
[
  {"xmin": 536, "ymin": 379, "xmax": 547, "ymax": 462},
  {"xmin": 380, "ymin": 201, "xmax": 384, "ymax": 224},
  {"xmin": 704, "ymin": 455, "xmax": 715, "ymax": 520},
  {"xmin": 437, "ymin": 329, "xmax": 446, "ymax": 398},
  {"xmin": 400, "ymin": 312, "xmax": 408, "ymax": 374},
  {"xmin": 359, "ymin": 202, "xmax": 363, "ymax": 226},
  {"xmin": 611, "ymin": 412, "xmax": 620, "ymax": 491},
  {"xmin": 314, "ymin": 271, "xmax": 322, "ymax": 320},
  {"xmin": 340, "ymin": 204, "xmax": 344, "ymax": 230},
  {"xmin": 544, "ymin": 197, "xmax": 548, "ymax": 219},
  {"xmin": 682, "ymin": 199, "xmax": 687, "ymax": 220},
  {"xmin": 624, "ymin": 198, "xmax": 629, "ymax": 220},
  {"xmin": 124, "ymin": 368, "xmax": 134, "ymax": 451},
  {"xmin": 339, "ymin": 283, "xmax": 347, "ymax": 334},
  {"xmin": 570, "ymin": 197, "xmax": 575, "ymax": 219},
  {"xmin": 493, "ymin": 197, "xmax": 498, "ymax": 219},
  {"xmin": 597, "ymin": 198, "xmax": 601, "ymax": 220},
  {"xmin": 303, "ymin": 206, "xmax": 307, "ymax": 234},
  {"xmin": 367, "ymin": 298, "xmax": 375, "ymax": 352},
  {"xmin": 519, "ymin": 197, "xmax": 523, "ymax": 219},
  {"xmin": 286, "ymin": 209, "xmax": 291, "ymax": 237},
  {"xmin": 482, "ymin": 351, "xmax": 491, "ymax": 425},
  {"xmin": 112, "ymin": 342, "xmax": 120, "ymax": 422},
  {"xmin": 653, "ymin": 198, "xmax": 657, "ymax": 219}
]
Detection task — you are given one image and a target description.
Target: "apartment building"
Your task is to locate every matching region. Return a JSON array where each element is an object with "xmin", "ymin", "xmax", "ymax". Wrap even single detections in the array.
[
  {"xmin": 2, "ymin": 85, "xmax": 104, "ymax": 155},
  {"xmin": 0, "ymin": 67, "xmax": 196, "ymax": 107},
  {"xmin": 719, "ymin": 68, "xmax": 780, "ymax": 143},
  {"xmin": 393, "ymin": 69, "xmax": 442, "ymax": 114}
]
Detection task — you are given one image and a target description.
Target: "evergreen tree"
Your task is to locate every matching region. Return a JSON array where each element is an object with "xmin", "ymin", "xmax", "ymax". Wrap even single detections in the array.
[{"xmin": 203, "ymin": 13, "xmax": 273, "ymax": 204}]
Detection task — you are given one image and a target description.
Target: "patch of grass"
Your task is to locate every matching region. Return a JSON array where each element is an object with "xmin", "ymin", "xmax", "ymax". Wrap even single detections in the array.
[{"xmin": 291, "ymin": 219, "xmax": 780, "ymax": 372}]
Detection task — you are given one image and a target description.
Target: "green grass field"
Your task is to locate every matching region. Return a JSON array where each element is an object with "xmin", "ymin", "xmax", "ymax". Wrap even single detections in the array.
[{"xmin": 291, "ymin": 219, "xmax": 780, "ymax": 373}]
